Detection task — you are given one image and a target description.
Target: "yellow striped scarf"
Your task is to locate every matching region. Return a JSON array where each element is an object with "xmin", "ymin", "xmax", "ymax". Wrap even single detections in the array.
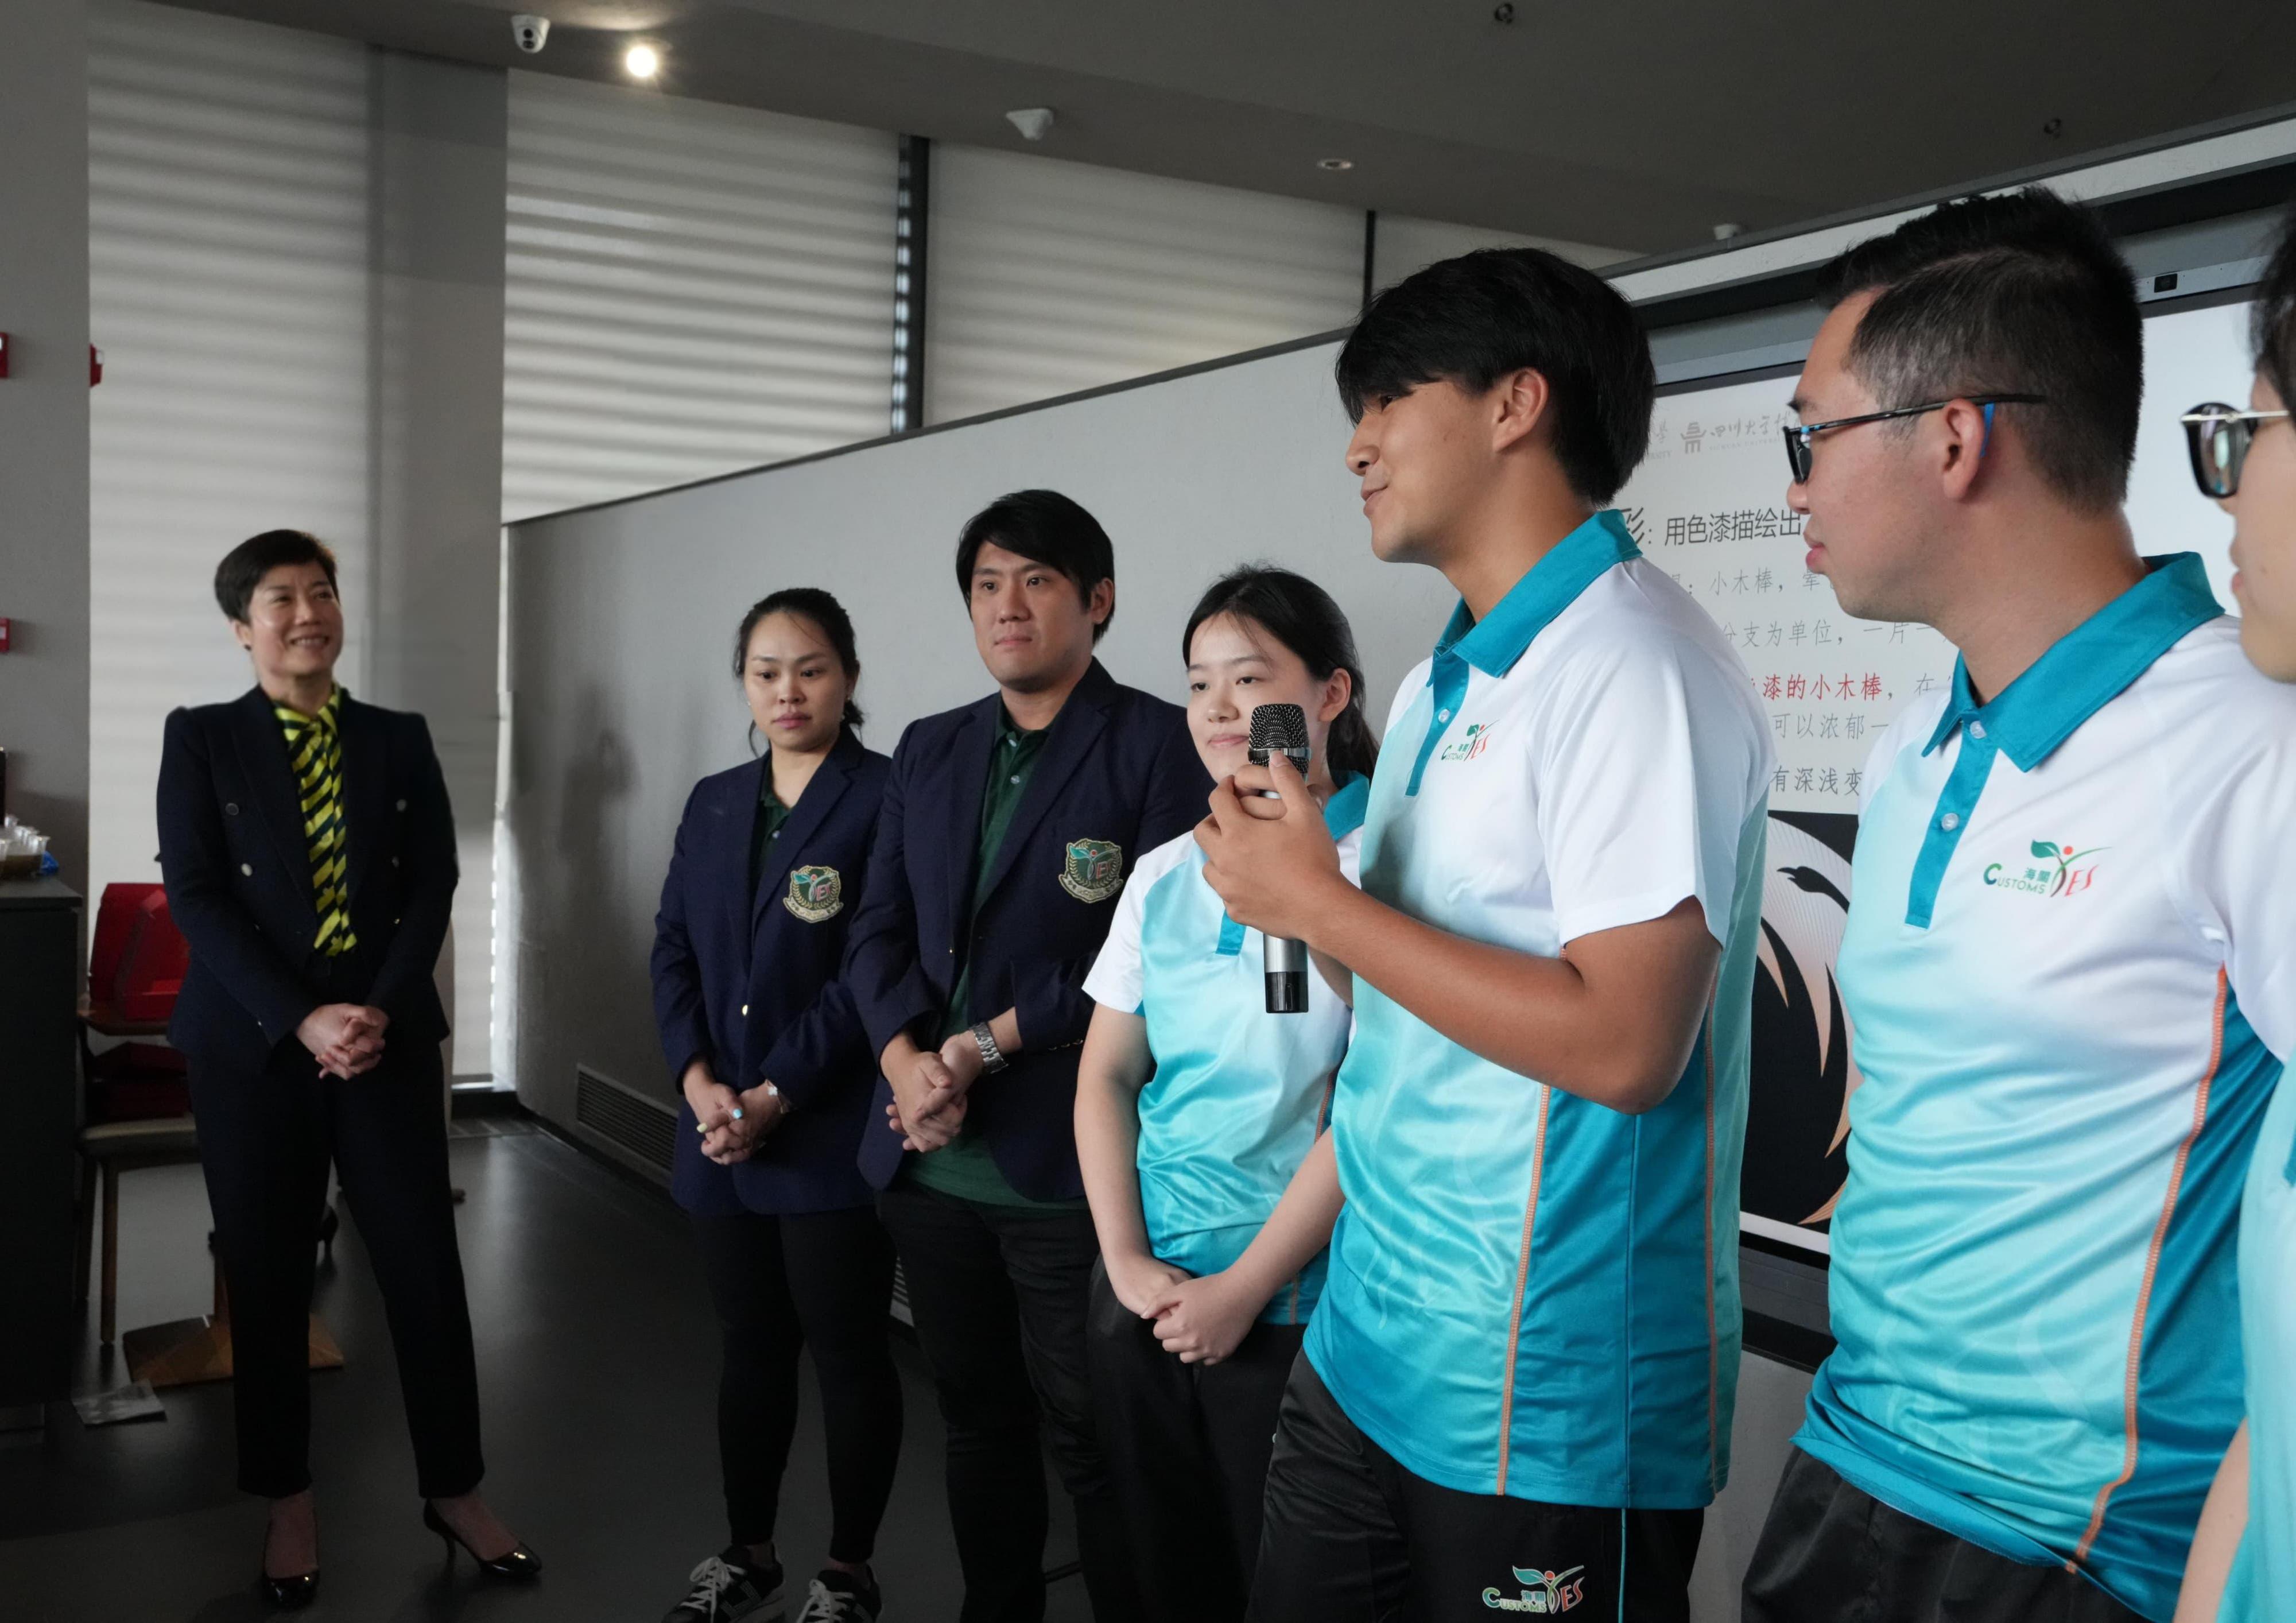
[{"xmin": 275, "ymin": 689, "xmax": 358, "ymax": 958}]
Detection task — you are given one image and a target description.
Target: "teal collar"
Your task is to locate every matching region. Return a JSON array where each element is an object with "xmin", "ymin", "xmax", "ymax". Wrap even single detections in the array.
[
  {"xmin": 1922, "ymin": 552, "xmax": 2222, "ymax": 770},
  {"xmin": 1434, "ymin": 509, "xmax": 1642, "ymax": 679},
  {"xmin": 1321, "ymin": 773, "xmax": 1370, "ymax": 840}
]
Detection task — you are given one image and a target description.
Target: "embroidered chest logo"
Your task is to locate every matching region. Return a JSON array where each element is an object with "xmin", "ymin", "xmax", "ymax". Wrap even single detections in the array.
[
  {"xmin": 784, "ymin": 865, "xmax": 843, "ymax": 923},
  {"xmin": 1982, "ymin": 838, "xmax": 2109, "ymax": 899},
  {"xmin": 1059, "ymin": 838, "xmax": 1124, "ymax": 904},
  {"xmin": 1440, "ymin": 721, "xmax": 1498, "ymax": 762},
  {"xmin": 1482, "ymin": 1565, "xmax": 1585, "ymax": 1614}
]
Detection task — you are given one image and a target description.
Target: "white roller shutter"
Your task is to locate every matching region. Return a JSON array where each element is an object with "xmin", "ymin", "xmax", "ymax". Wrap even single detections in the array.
[{"xmin": 502, "ymin": 74, "xmax": 900, "ymax": 521}]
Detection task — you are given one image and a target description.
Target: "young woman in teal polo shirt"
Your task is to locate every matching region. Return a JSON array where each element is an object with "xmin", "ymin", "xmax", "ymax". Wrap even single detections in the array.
[{"xmin": 1075, "ymin": 565, "xmax": 1376, "ymax": 1623}]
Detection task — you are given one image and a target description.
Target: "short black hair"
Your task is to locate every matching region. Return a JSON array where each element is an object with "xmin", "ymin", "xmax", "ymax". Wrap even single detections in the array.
[
  {"xmin": 214, "ymin": 529, "xmax": 339, "ymax": 622},
  {"xmin": 954, "ymin": 490, "xmax": 1116, "ymax": 642},
  {"xmin": 1335, "ymin": 247, "xmax": 1655, "ymax": 505},
  {"xmin": 2253, "ymin": 207, "xmax": 2296, "ymax": 409},
  {"xmin": 1816, "ymin": 188, "xmax": 2140, "ymax": 511}
]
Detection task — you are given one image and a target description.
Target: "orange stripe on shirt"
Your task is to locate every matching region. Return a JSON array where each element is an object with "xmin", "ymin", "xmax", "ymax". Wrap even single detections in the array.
[
  {"xmin": 1494, "ymin": 1084, "xmax": 1554, "ymax": 1496},
  {"xmin": 2068, "ymin": 967, "xmax": 2227, "ymax": 1569}
]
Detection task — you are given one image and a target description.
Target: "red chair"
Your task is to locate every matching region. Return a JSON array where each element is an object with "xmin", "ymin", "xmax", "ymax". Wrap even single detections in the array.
[{"xmin": 76, "ymin": 884, "xmax": 199, "ymax": 1351}]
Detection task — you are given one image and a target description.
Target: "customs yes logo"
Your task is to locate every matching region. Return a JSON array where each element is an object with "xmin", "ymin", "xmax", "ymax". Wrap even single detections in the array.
[
  {"xmin": 1983, "ymin": 838, "xmax": 2108, "ymax": 899},
  {"xmin": 784, "ymin": 865, "xmax": 843, "ymax": 923},
  {"xmin": 1058, "ymin": 838, "xmax": 1124, "ymax": 904},
  {"xmin": 1482, "ymin": 1565, "xmax": 1585, "ymax": 1614}
]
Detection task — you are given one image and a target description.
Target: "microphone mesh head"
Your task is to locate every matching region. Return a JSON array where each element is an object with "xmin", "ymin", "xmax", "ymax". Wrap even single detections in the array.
[{"xmin": 1248, "ymin": 703, "xmax": 1309, "ymax": 757}]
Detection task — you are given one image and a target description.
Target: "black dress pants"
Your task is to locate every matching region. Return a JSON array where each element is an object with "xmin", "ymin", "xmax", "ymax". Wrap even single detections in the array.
[
  {"xmin": 1742, "ymin": 1449, "xmax": 2148, "ymax": 1623},
  {"xmin": 1086, "ymin": 1260, "xmax": 1304, "ymax": 1623},
  {"xmin": 876, "ymin": 1182, "xmax": 1144, "ymax": 1623},
  {"xmin": 690, "ymin": 1204, "xmax": 903, "ymax": 1562},
  {"xmin": 188, "ymin": 1037, "xmax": 482, "ymax": 1500}
]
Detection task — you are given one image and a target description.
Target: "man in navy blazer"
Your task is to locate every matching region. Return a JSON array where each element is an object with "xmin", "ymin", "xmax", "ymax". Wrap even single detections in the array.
[
  {"xmin": 157, "ymin": 529, "xmax": 529, "ymax": 1595},
  {"xmin": 847, "ymin": 491, "xmax": 1208, "ymax": 1623}
]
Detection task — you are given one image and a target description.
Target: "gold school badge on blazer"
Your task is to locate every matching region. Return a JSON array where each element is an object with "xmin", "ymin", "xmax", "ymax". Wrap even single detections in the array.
[
  {"xmin": 784, "ymin": 865, "xmax": 843, "ymax": 923},
  {"xmin": 1058, "ymin": 838, "xmax": 1123, "ymax": 904}
]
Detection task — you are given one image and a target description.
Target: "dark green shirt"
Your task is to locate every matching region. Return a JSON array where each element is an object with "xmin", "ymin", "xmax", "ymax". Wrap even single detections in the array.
[
  {"xmin": 908, "ymin": 709, "xmax": 1084, "ymax": 1209},
  {"xmin": 747, "ymin": 780, "xmax": 793, "ymax": 906}
]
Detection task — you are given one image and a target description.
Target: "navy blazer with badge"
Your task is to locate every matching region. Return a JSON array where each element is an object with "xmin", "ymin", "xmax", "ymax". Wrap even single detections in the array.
[
  {"xmin": 651, "ymin": 728, "xmax": 892, "ymax": 1216},
  {"xmin": 846, "ymin": 659, "xmax": 1210, "ymax": 1201},
  {"xmin": 158, "ymin": 688, "xmax": 456, "ymax": 1073}
]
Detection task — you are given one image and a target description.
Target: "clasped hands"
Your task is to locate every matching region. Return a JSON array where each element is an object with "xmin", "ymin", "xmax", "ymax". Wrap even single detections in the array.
[
  {"xmin": 683, "ymin": 1060, "xmax": 789, "ymax": 1165},
  {"xmin": 297, "ymin": 1002, "xmax": 390, "ymax": 1080},
  {"xmin": 1106, "ymin": 1249, "xmax": 1259, "ymax": 1367},
  {"xmin": 884, "ymin": 1029, "xmax": 987, "ymax": 1152}
]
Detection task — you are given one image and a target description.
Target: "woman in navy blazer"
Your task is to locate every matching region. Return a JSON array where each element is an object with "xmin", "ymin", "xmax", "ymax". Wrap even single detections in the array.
[
  {"xmin": 158, "ymin": 530, "xmax": 534, "ymax": 1608},
  {"xmin": 649, "ymin": 588, "xmax": 902, "ymax": 1623}
]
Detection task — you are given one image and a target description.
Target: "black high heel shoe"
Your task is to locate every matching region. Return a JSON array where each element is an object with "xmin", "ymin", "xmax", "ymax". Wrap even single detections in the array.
[
  {"xmin": 257, "ymin": 1568, "xmax": 319, "ymax": 1610},
  {"xmin": 422, "ymin": 1501, "xmax": 542, "ymax": 1581}
]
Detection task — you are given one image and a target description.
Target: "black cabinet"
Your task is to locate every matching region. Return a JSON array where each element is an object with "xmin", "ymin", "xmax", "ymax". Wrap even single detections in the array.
[{"xmin": 0, "ymin": 877, "xmax": 81, "ymax": 1408}]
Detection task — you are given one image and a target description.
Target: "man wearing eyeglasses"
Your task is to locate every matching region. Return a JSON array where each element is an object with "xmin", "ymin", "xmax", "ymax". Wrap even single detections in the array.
[{"xmin": 1744, "ymin": 188, "xmax": 2296, "ymax": 1623}]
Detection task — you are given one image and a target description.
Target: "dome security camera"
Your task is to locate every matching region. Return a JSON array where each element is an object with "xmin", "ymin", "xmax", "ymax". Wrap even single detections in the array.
[{"xmin": 511, "ymin": 14, "xmax": 550, "ymax": 53}]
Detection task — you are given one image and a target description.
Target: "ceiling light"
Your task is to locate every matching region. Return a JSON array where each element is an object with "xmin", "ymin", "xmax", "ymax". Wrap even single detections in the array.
[
  {"xmin": 1712, "ymin": 222, "xmax": 1743, "ymax": 241},
  {"xmin": 1005, "ymin": 107, "xmax": 1055, "ymax": 142},
  {"xmin": 624, "ymin": 42, "xmax": 660, "ymax": 79},
  {"xmin": 1317, "ymin": 157, "xmax": 1353, "ymax": 172}
]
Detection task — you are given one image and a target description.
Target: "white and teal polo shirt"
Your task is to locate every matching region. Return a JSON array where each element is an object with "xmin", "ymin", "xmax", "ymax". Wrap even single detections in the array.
[
  {"xmin": 2222, "ymin": 1070, "xmax": 2296, "ymax": 1622},
  {"xmin": 1306, "ymin": 508, "xmax": 1775, "ymax": 1508},
  {"xmin": 1799, "ymin": 554, "xmax": 2296, "ymax": 1622},
  {"xmin": 1082, "ymin": 776, "xmax": 1368, "ymax": 1325}
]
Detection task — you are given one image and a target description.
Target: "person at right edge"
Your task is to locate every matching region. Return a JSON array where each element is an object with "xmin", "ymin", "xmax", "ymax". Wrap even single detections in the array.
[
  {"xmin": 2172, "ymin": 209, "xmax": 2296, "ymax": 1623},
  {"xmin": 1197, "ymin": 247, "xmax": 1774, "ymax": 1622},
  {"xmin": 1743, "ymin": 190, "xmax": 2296, "ymax": 1623},
  {"xmin": 843, "ymin": 490, "xmax": 1208, "ymax": 1623}
]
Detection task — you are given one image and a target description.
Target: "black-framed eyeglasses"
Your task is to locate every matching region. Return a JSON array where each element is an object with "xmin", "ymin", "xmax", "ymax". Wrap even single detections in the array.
[
  {"xmin": 2181, "ymin": 402, "xmax": 2293, "ymax": 498},
  {"xmin": 1782, "ymin": 394, "xmax": 2049, "ymax": 483}
]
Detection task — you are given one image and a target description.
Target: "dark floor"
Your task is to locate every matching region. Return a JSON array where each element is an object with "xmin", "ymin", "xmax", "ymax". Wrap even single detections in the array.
[{"xmin": 0, "ymin": 1122, "xmax": 1088, "ymax": 1623}]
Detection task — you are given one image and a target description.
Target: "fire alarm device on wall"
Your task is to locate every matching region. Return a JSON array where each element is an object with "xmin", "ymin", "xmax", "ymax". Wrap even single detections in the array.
[
  {"xmin": 90, "ymin": 346, "xmax": 103, "ymax": 388},
  {"xmin": 0, "ymin": 618, "xmax": 13, "ymax": 653},
  {"xmin": 0, "ymin": 332, "xmax": 10, "ymax": 378}
]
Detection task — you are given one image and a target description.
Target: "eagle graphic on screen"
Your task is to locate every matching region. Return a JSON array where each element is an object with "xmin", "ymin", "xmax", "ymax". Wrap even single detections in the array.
[{"xmin": 1747, "ymin": 815, "xmax": 1861, "ymax": 1235}]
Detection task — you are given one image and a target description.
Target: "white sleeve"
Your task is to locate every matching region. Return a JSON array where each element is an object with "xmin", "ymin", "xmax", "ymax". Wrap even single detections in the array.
[
  {"xmin": 1536, "ymin": 637, "xmax": 1764, "ymax": 948},
  {"xmin": 2176, "ymin": 729, "xmax": 2296, "ymax": 1059},
  {"xmin": 1082, "ymin": 843, "xmax": 1155, "ymax": 1014}
]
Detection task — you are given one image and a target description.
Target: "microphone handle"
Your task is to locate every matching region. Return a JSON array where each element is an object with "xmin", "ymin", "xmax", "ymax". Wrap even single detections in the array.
[{"xmin": 1248, "ymin": 742, "xmax": 1313, "ymax": 1013}]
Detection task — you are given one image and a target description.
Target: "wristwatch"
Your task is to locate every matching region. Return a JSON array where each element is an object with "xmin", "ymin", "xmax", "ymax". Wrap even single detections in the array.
[{"xmin": 969, "ymin": 1021, "xmax": 1011, "ymax": 1075}]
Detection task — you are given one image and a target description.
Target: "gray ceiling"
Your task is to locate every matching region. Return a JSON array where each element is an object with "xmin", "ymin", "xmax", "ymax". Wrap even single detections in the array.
[{"xmin": 154, "ymin": 0, "xmax": 2296, "ymax": 256}]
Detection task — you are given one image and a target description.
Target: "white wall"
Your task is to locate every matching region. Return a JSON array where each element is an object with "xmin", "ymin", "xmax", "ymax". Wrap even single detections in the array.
[
  {"xmin": 0, "ymin": 0, "xmax": 91, "ymax": 893},
  {"xmin": 1371, "ymin": 212, "xmax": 1630, "ymax": 291},
  {"xmin": 503, "ymin": 335, "xmax": 1451, "ymax": 1117},
  {"xmin": 924, "ymin": 145, "xmax": 1366, "ymax": 425}
]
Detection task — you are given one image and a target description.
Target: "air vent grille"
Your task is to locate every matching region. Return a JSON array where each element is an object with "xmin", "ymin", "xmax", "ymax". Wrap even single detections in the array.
[{"xmin": 572, "ymin": 1064, "xmax": 674, "ymax": 1184}]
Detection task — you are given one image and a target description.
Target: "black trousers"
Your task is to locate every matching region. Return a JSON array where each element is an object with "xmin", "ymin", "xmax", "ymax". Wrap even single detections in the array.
[
  {"xmin": 1743, "ymin": 1449, "xmax": 2147, "ymax": 1623},
  {"xmin": 690, "ymin": 1204, "xmax": 903, "ymax": 1562},
  {"xmin": 188, "ymin": 1037, "xmax": 482, "ymax": 1500},
  {"xmin": 1086, "ymin": 1260, "xmax": 1303, "ymax": 1623},
  {"xmin": 876, "ymin": 1182, "xmax": 1143, "ymax": 1623},
  {"xmin": 1250, "ymin": 1355, "xmax": 1704, "ymax": 1623}
]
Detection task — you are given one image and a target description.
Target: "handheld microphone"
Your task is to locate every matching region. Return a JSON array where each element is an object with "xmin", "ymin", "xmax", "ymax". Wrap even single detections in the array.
[{"xmin": 1248, "ymin": 703, "xmax": 1312, "ymax": 1014}]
